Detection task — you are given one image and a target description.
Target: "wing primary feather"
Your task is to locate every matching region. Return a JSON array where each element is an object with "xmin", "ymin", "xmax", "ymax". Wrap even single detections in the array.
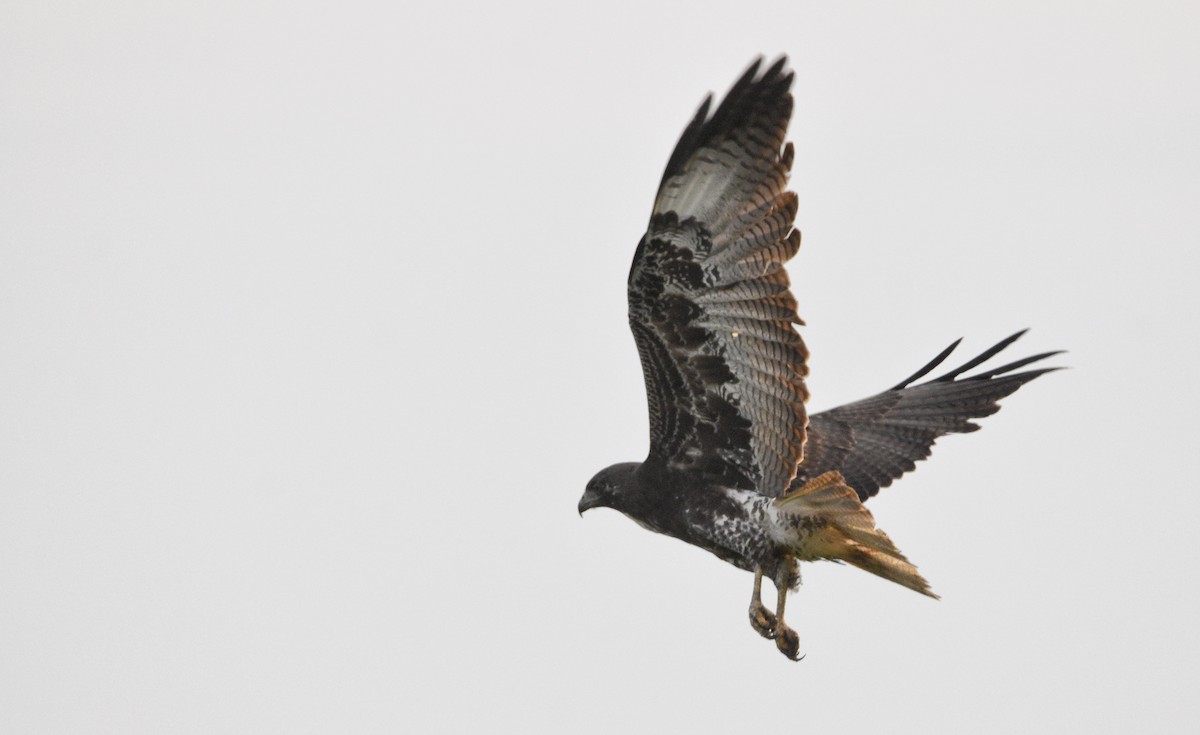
[
  {"xmin": 802, "ymin": 332, "xmax": 1061, "ymax": 501},
  {"xmin": 889, "ymin": 338, "xmax": 962, "ymax": 390},
  {"xmin": 659, "ymin": 56, "xmax": 765, "ymax": 188},
  {"xmin": 933, "ymin": 329, "xmax": 1028, "ymax": 383},
  {"xmin": 629, "ymin": 56, "xmax": 805, "ymax": 494},
  {"xmin": 969, "ymin": 351, "xmax": 1066, "ymax": 380},
  {"xmin": 660, "ymin": 94, "xmax": 714, "ymax": 189}
]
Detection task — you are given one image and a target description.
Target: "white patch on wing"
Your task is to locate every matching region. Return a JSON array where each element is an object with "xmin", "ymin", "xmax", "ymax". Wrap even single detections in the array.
[{"xmin": 656, "ymin": 157, "xmax": 740, "ymax": 221}]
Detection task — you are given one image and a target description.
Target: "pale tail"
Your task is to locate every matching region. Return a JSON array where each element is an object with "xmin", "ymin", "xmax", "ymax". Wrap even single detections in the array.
[{"xmin": 774, "ymin": 471, "xmax": 938, "ymax": 598}]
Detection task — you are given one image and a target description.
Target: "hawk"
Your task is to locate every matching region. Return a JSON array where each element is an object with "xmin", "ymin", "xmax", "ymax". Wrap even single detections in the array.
[{"xmin": 578, "ymin": 57, "xmax": 1059, "ymax": 660}]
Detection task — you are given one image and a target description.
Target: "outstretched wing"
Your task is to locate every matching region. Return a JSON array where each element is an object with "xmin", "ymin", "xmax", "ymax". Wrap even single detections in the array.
[
  {"xmin": 793, "ymin": 331, "xmax": 1061, "ymax": 501},
  {"xmin": 628, "ymin": 57, "xmax": 808, "ymax": 494}
]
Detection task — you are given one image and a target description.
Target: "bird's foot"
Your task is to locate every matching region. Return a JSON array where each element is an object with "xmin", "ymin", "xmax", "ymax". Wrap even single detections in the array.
[
  {"xmin": 774, "ymin": 624, "xmax": 803, "ymax": 661},
  {"xmin": 749, "ymin": 601, "xmax": 778, "ymax": 639}
]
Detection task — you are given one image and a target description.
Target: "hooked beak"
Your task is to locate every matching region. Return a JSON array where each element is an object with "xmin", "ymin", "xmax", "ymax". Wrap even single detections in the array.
[{"xmin": 578, "ymin": 491, "xmax": 600, "ymax": 517}]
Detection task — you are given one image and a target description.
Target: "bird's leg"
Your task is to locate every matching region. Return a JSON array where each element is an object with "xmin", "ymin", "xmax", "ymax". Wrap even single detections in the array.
[
  {"xmin": 748, "ymin": 568, "xmax": 777, "ymax": 639},
  {"xmin": 773, "ymin": 559, "xmax": 803, "ymax": 660}
]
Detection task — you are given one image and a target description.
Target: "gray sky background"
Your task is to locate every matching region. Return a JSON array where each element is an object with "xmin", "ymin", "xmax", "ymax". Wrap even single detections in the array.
[{"xmin": 3, "ymin": 1, "xmax": 1198, "ymax": 732}]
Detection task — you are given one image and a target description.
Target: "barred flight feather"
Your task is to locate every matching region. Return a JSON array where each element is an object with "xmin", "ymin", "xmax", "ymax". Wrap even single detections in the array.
[
  {"xmin": 795, "ymin": 332, "xmax": 1062, "ymax": 500},
  {"xmin": 629, "ymin": 57, "xmax": 808, "ymax": 495}
]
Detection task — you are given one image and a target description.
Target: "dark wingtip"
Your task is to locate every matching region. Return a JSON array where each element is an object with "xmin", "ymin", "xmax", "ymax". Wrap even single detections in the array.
[
  {"xmin": 1013, "ymin": 366, "xmax": 1067, "ymax": 380},
  {"xmin": 893, "ymin": 330, "xmax": 1067, "ymax": 389},
  {"xmin": 763, "ymin": 54, "xmax": 790, "ymax": 81},
  {"xmin": 661, "ymin": 94, "xmax": 713, "ymax": 186},
  {"xmin": 934, "ymin": 330, "xmax": 1029, "ymax": 383},
  {"xmin": 970, "ymin": 350, "xmax": 1066, "ymax": 380},
  {"xmin": 660, "ymin": 55, "xmax": 794, "ymax": 188},
  {"xmin": 890, "ymin": 337, "xmax": 963, "ymax": 391},
  {"xmin": 743, "ymin": 55, "xmax": 766, "ymax": 78}
]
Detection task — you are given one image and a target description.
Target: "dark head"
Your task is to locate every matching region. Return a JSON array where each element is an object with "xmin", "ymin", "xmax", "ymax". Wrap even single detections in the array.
[{"xmin": 578, "ymin": 462, "xmax": 641, "ymax": 516}]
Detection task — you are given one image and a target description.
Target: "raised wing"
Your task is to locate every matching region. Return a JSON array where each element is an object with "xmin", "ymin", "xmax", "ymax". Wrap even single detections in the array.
[
  {"xmin": 628, "ymin": 57, "xmax": 808, "ymax": 494},
  {"xmin": 794, "ymin": 331, "xmax": 1061, "ymax": 501}
]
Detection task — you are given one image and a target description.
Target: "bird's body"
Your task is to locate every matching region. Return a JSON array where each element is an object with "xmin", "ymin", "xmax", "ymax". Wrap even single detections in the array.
[
  {"xmin": 579, "ymin": 57, "xmax": 1058, "ymax": 659},
  {"xmin": 588, "ymin": 461, "xmax": 784, "ymax": 578}
]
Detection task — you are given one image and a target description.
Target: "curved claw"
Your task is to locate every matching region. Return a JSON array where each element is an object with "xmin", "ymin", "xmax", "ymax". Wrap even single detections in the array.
[{"xmin": 775, "ymin": 625, "xmax": 802, "ymax": 660}]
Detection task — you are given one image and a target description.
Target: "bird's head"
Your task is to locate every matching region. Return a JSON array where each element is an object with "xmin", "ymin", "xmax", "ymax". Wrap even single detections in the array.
[{"xmin": 579, "ymin": 462, "xmax": 641, "ymax": 516}]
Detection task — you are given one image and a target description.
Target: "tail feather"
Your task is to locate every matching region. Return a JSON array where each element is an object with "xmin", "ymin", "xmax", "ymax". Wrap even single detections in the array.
[{"xmin": 775, "ymin": 471, "xmax": 938, "ymax": 598}]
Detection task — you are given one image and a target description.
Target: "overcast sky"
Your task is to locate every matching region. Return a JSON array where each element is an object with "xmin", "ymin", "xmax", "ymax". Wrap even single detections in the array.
[{"xmin": 3, "ymin": 1, "xmax": 1198, "ymax": 733}]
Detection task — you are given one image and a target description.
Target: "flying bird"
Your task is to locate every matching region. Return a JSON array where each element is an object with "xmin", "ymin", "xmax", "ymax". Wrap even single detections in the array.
[{"xmin": 578, "ymin": 56, "xmax": 1060, "ymax": 660}]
